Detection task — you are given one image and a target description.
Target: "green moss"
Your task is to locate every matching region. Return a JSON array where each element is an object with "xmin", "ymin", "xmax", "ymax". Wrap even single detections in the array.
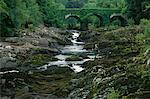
[
  {"xmin": 29, "ymin": 54, "xmax": 58, "ymax": 66},
  {"xmin": 107, "ymin": 88, "xmax": 120, "ymax": 99},
  {"xmin": 31, "ymin": 54, "xmax": 49, "ymax": 60},
  {"xmin": 103, "ymin": 32, "xmax": 120, "ymax": 40},
  {"xmin": 84, "ymin": 43, "xmax": 94, "ymax": 49},
  {"xmin": 30, "ymin": 60, "xmax": 46, "ymax": 66},
  {"xmin": 82, "ymin": 59, "xmax": 100, "ymax": 68},
  {"xmin": 65, "ymin": 55, "xmax": 83, "ymax": 61}
]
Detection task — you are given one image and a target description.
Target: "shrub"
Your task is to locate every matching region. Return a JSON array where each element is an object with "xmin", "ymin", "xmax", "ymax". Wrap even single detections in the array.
[
  {"xmin": 140, "ymin": 19, "xmax": 150, "ymax": 37},
  {"xmin": 36, "ymin": 0, "xmax": 65, "ymax": 27},
  {"xmin": 110, "ymin": 19, "xmax": 121, "ymax": 27},
  {"xmin": 128, "ymin": 19, "xmax": 135, "ymax": 26},
  {"xmin": 107, "ymin": 88, "xmax": 120, "ymax": 99}
]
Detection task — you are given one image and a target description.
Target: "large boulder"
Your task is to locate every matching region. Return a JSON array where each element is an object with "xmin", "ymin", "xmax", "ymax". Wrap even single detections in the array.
[{"xmin": 38, "ymin": 38, "xmax": 49, "ymax": 47}]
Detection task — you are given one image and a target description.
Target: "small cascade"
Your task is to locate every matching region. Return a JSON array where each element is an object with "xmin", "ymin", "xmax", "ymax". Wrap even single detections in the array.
[{"xmin": 38, "ymin": 30, "xmax": 95, "ymax": 73}]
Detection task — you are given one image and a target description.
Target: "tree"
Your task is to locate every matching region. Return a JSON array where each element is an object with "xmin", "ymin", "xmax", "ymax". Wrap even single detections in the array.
[
  {"xmin": 0, "ymin": 0, "xmax": 66, "ymax": 37},
  {"xmin": 55, "ymin": 0, "xmax": 68, "ymax": 5},
  {"xmin": 95, "ymin": 0, "xmax": 126, "ymax": 8},
  {"xmin": 0, "ymin": 0, "xmax": 14, "ymax": 36},
  {"xmin": 84, "ymin": 0, "xmax": 97, "ymax": 8},
  {"xmin": 125, "ymin": 0, "xmax": 150, "ymax": 24},
  {"xmin": 0, "ymin": 0, "xmax": 42, "ymax": 36},
  {"xmin": 0, "ymin": 0, "xmax": 8, "ymax": 14},
  {"xmin": 36, "ymin": 0, "xmax": 65, "ymax": 27},
  {"xmin": 23, "ymin": 0, "xmax": 42, "ymax": 27},
  {"xmin": 66, "ymin": 0, "xmax": 88, "ymax": 8}
]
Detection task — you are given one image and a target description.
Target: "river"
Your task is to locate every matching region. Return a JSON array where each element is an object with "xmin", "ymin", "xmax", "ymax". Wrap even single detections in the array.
[{"xmin": 38, "ymin": 30, "xmax": 95, "ymax": 73}]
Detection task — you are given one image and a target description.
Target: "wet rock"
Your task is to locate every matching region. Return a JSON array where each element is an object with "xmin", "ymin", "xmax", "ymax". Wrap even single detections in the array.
[
  {"xmin": 78, "ymin": 53, "xmax": 89, "ymax": 59},
  {"xmin": 32, "ymin": 47, "xmax": 60, "ymax": 55},
  {"xmin": 147, "ymin": 59, "xmax": 150, "ymax": 66},
  {"xmin": 0, "ymin": 96, "xmax": 11, "ymax": 99},
  {"xmin": 5, "ymin": 37, "xmax": 21, "ymax": 43},
  {"xmin": 21, "ymin": 86, "xmax": 30, "ymax": 93},
  {"xmin": 38, "ymin": 38, "xmax": 49, "ymax": 47},
  {"xmin": 77, "ymin": 31, "xmax": 95, "ymax": 42},
  {"xmin": 42, "ymin": 66, "xmax": 74, "ymax": 75},
  {"xmin": 52, "ymin": 36, "xmax": 72, "ymax": 45},
  {"xmin": 68, "ymin": 88, "xmax": 90, "ymax": 99},
  {"xmin": 65, "ymin": 55, "xmax": 83, "ymax": 61},
  {"xmin": 126, "ymin": 91, "xmax": 150, "ymax": 99},
  {"xmin": 25, "ymin": 54, "xmax": 59, "ymax": 67},
  {"xmin": 0, "ymin": 57, "xmax": 17, "ymax": 69},
  {"xmin": 84, "ymin": 43, "xmax": 94, "ymax": 50},
  {"xmin": 18, "ymin": 94, "xmax": 36, "ymax": 99}
]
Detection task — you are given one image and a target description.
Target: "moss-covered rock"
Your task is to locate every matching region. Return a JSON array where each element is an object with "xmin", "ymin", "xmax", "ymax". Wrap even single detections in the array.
[
  {"xmin": 78, "ymin": 53, "xmax": 89, "ymax": 59},
  {"xmin": 28, "ymin": 54, "xmax": 58, "ymax": 66},
  {"xmin": 65, "ymin": 55, "xmax": 83, "ymax": 61},
  {"xmin": 84, "ymin": 43, "xmax": 94, "ymax": 49}
]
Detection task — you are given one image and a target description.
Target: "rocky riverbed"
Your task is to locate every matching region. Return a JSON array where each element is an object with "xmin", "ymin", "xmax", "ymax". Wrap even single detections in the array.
[
  {"xmin": 0, "ymin": 26, "xmax": 150, "ymax": 99},
  {"xmin": 0, "ymin": 26, "xmax": 74, "ymax": 99}
]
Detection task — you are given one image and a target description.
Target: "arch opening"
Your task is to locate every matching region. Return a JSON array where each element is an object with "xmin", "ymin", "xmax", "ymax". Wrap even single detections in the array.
[
  {"xmin": 86, "ymin": 13, "xmax": 103, "ymax": 28},
  {"xmin": 65, "ymin": 14, "xmax": 81, "ymax": 29},
  {"xmin": 110, "ymin": 14, "xmax": 128, "ymax": 27}
]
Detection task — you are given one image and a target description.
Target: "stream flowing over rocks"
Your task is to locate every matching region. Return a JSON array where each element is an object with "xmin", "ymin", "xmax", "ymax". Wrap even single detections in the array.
[
  {"xmin": 0, "ymin": 26, "xmax": 150, "ymax": 99},
  {"xmin": 38, "ymin": 30, "xmax": 94, "ymax": 73}
]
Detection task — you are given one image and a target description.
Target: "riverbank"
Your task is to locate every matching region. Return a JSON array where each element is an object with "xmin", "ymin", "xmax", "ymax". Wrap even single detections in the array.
[
  {"xmin": 0, "ymin": 25, "xmax": 150, "ymax": 99},
  {"xmin": 0, "ymin": 26, "xmax": 72, "ymax": 69},
  {"xmin": 68, "ymin": 26, "xmax": 150, "ymax": 99},
  {"xmin": 0, "ymin": 26, "xmax": 75, "ymax": 99}
]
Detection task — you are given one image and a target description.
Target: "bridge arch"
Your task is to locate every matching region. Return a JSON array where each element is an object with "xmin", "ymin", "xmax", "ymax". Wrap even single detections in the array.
[
  {"xmin": 65, "ymin": 14, "xmax": 82, "ymax": 29},
  {"xmin": 110, "ymin": 14, "xmax": 128, "ymax": 27},
  {"xmin": 65, "ymin": 14, "xmax": 81, "ymax": 22},
  {"xmin": 86, "ymin": 13, "xmax": 103, "ymax": 27}
]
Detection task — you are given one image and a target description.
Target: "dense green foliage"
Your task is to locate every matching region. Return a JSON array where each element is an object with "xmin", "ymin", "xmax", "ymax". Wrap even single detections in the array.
[
  {"xmin": 0, "ymin": 0, "xmax": 150, "ymax": 37},
  {"xmin": 0, "ymin": 0, "xmax": 42, "ymax": 36},
  {"xmin": 1, "ymin": 0, "xmax": 43, "ymax": 36},
  {"xmin": 140, "ymin": 19, "xmax": 150, "ymax": 36},
  {"xmin": 84, "ymin": 0, "xmax": 126, "ymax": 9},
  {"xmin": 55, "ymin": 0, "xmax": 68, "ymax": 5},
  {"xmin": 0, "ymin": 0, "xmax": 64, "ymax": 36},
  {"xmin": 65, "ymin": 0, "xmax": 88, "ymax": 8},
  {"xmin": 36, "ymin": 0, "xmax": 65, "ymax": 27},
  {"xmin": 125, "ymin": 0, "xmax": 150, "ymax": 24}
]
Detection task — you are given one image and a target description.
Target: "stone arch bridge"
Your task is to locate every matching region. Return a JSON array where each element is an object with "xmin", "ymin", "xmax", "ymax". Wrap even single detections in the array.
[{"xmin": 56, "ymin": 8, "xmax": 128, "ymax": 30}]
